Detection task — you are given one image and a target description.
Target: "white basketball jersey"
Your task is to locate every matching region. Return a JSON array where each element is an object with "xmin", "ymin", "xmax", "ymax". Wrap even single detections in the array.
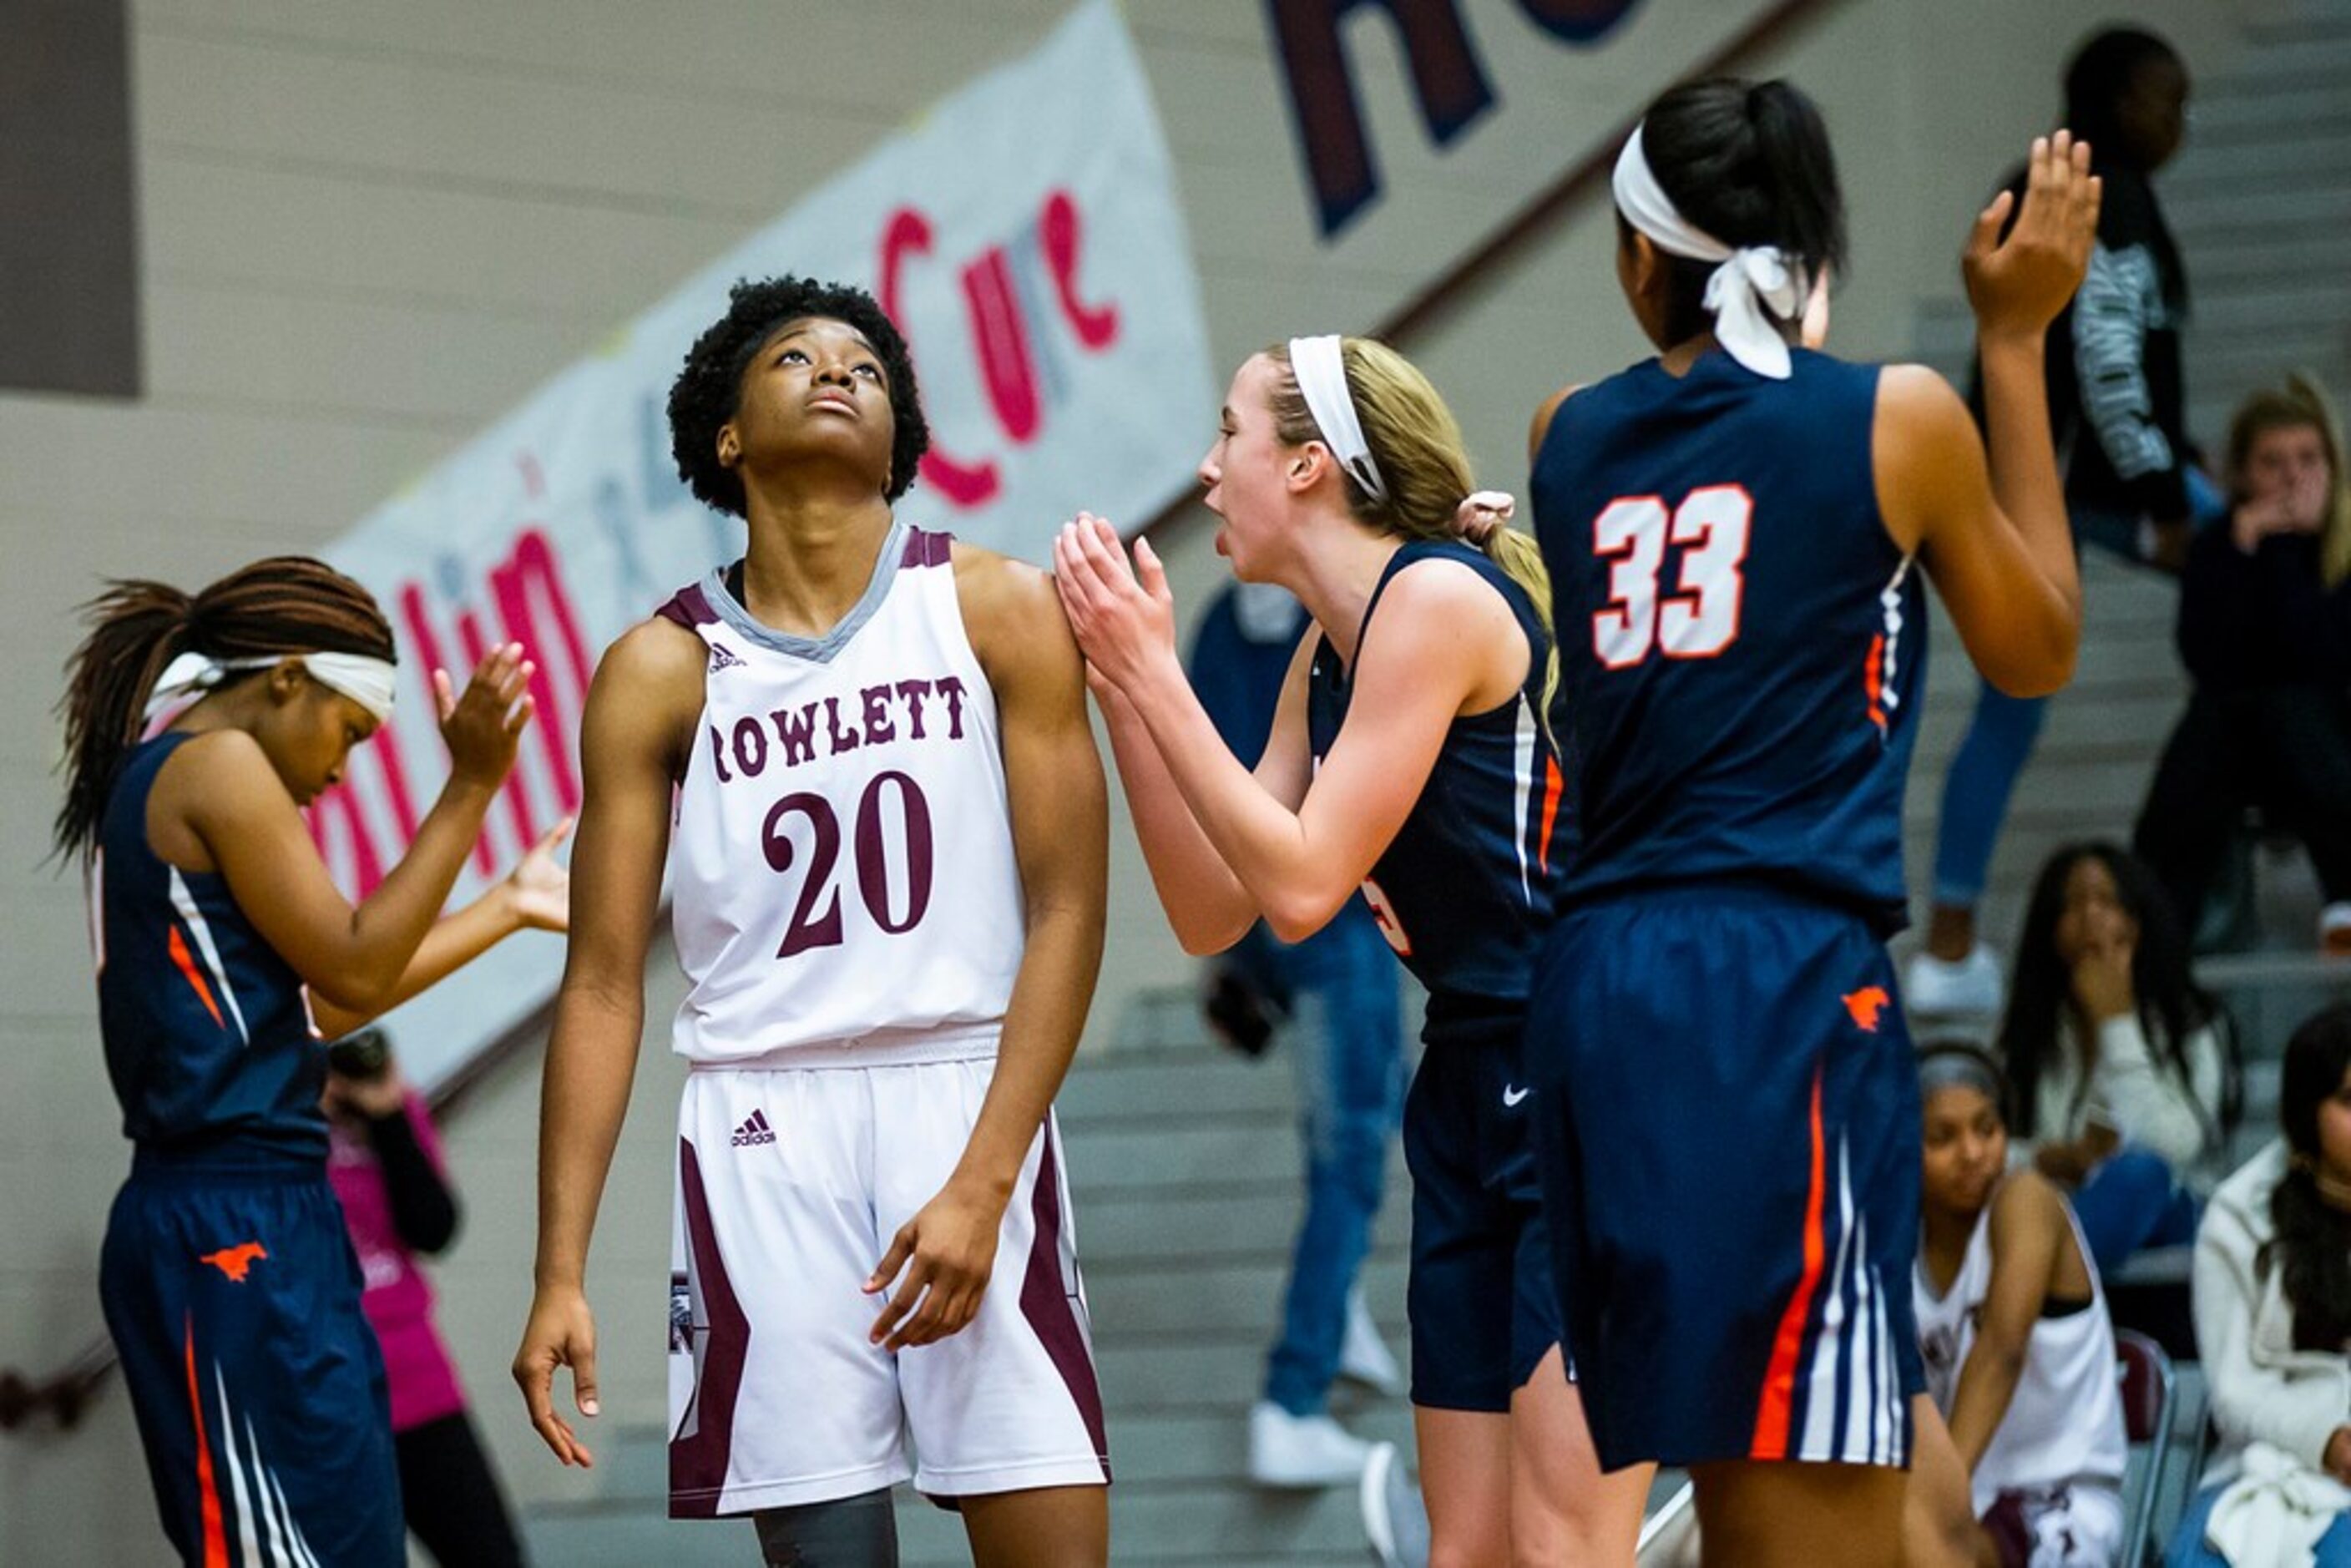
[
  {"xmin": 658, "ymin": 523, "xmax": 1026, "ymax": 1064},
  {"xmin": 1913, "ymin": 1186, "xmax": 2128, "ymax": 1512}
]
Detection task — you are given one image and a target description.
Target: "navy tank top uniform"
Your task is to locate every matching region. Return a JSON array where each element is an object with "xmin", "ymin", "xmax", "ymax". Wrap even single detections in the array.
[
  {"xmin": 94, "ymin": 731, "xmax": 402, "ymax": 1565},
  {"xmin": 1535, "ymin": 348, "xmax": 1924, "ymax": 933},
  {"xmin": 1305, "ymin": 539, "xmax": 1570, "ymax": 1410},
  {"xmin": 99, "ymin": 731, "xmax": 328, "ymax": 1163},
  {"xmin": 1525, "ymin": 348, "xmax": 1929, "ymax": 1471}
]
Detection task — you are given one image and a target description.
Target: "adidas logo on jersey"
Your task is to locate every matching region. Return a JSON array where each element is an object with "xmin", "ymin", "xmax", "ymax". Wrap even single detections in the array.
[
  {"xmin": 708, "ymin": 641, "xmax": 746, "ymax": 673},
  {"xmin": 731, "ymin": 1109, "xmax": 776, "ymax": 1147}
]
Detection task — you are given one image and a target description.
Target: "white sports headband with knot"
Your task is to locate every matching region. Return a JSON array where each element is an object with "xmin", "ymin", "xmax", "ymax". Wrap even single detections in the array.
[
  {"xmin": 1287, "ymin": 336, "xmax": 1389, "ymax": 504},
  {"xmin": 143, "ymin": 650, "xmax": 399, "ymax": 725},
  {"xmin": 1611, "ymin": 124, "xmax": 1807, "ymax": 381}
]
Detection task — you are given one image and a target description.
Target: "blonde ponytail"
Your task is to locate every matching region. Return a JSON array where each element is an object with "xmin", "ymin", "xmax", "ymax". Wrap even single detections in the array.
[{"xmin": 1261, "ymin": 337, "xmax": 1561, "ymax": 728}]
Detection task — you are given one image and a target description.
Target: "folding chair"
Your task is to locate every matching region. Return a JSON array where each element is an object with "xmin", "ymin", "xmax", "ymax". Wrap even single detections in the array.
[{"xmin": 2115, "ymin": 1328, "xmax": 2176, "ymax": 1567}]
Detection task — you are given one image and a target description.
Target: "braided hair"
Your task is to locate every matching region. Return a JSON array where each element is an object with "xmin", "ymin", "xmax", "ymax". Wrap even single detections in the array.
[{"xmin": 54, "ymin": 556, "xmax": 393, "ymax": 861}]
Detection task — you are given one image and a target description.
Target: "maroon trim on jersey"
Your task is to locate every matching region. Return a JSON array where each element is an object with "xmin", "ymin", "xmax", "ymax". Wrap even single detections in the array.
[
  {"xmin": 899, "ymin": 527, "xmax": 953, "ymax": 569},
  {"xmin": 656, "ymin": 581, "xmax": 720, "ymax": 630},
  {"xmin": 670, "ymin": 1136, "xmax": 751, "ymax": 1516},
  {"xmin": 1017, "ymin": 1124, "xmax": 1111, "ymax": 1477}
]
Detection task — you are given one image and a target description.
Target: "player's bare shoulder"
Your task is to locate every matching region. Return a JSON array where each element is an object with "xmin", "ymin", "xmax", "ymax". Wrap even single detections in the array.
[
  {"xmin": 1871, "ymin": 362, "xmax": 1983, "ymax": 554},
  {"xmin": 1528, "ymin": 382, "xmax": 1588, "ymax": 463},
  {"xmin": 948, "ymin": 538, "xmax": 1082, "ymax": 690},
  {"xmin": 585, "ymin": 612, "xmax": 707, "ymax": 777}
]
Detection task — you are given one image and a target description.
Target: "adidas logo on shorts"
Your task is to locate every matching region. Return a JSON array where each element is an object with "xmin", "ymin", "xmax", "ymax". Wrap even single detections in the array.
[{"xmin": 731, "ymin": 1109, "xmax": 777, "ymax": 1147}]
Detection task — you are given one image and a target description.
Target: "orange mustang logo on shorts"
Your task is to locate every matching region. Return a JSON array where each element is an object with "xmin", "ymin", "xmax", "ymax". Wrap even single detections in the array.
[
  {"xmin": 1841, "ymin": 987, "xmax": 1891, "ymax": 1033},
  {"xmin": 198, "ymin": 1242, "xmax": 268, "ymax": 1283}
]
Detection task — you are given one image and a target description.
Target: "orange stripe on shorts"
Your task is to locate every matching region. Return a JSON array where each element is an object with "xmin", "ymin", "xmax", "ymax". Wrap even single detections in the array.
[
  {"xmin": 1750, "ymin": 1064, "xmax": 1828, "ymax": 1460},
  {"xmin": 183, "ymin": 1314, "xmax": 229, "ymax": 1568}
]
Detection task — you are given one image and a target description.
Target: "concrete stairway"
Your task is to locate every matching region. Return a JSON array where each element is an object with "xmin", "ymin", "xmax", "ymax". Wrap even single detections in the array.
[
  {"xmin": 2168, "ymin": 0, "xmax": 2351, "ymax": 443},
  {"xmin": 1898, "ymin": 553, "xmax": 2192, "ymax": 980},
  {"xmin": 1901, "ymin": 0, "xmax": 2351, "ymax": 982}
]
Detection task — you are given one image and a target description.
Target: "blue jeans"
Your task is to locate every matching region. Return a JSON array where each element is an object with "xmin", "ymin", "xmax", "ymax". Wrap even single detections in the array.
[
  {"xmin": 1223, "ymin": 910, "xmax": 1405, "ymax": 1416},
  {"xmin": 2169, "ymin": 1477, "xmax": 2351, "ymax": 1565},
  {"xmin": 2073, "ymin": 1146, "xmax": 2201, "ymax": 1278},
  {"xmin": 1932, "ymin": 679, "xmax": 2051, "ymax": 907}
]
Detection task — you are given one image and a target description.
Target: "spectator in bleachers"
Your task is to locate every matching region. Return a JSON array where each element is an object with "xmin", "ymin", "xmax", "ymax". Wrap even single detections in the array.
[
  {"xmin": 2134, "ymin": 374, "xmax": 2351, "ymax": 957},
  {"xmin": 1914, "ymin": 1044, "xmax": 2128, "ymax": 1566},
  {"xmin": 1996, "ymin": 843, "xmax": 2233, "ymax": 1277},
  {"xmin": 2168, "ymin": 1002, "xmax": 2351, "ymax": 1568},
  {"xmin": 1187, "ymin": 580, "xmax": 1408, "ymax": 1487},
  {"xmin": 1909, "ymin": 26, "xmax": 2202, "ymax": 1019}
]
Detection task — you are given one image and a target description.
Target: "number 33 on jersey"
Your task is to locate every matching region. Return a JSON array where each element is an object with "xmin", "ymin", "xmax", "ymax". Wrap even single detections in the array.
[
  {"xmin": 1530, "ymin": 352, "xmax": 1924, "ymax": 930},
  {"xmin": 656, "ymin": 524, "xmax": 1029, "ymax": 1064},
  {"xmin": 1590, "ymin": 484, "xmax": 1751, "ymax": 668}
]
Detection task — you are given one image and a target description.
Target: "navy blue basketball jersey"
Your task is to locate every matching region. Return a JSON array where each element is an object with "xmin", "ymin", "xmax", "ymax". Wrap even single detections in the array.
[
  {"xmin": 1306, "ymin": 539, "xmax": 1565, "ymax": 1009},
  {"xmin": 94, "ymin": 732, "xmax": 326, "ymax": 1161},
  {"xmin": 1530, "ymin": 349, "xmax": 1924, "ymax": 933}
]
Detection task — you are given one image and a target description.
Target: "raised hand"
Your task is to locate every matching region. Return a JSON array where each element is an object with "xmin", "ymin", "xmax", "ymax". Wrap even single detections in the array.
[
  {"xmin": 433, "ymin": 642, "xmax": 536, "ymax": 790},
  {"xmin": 1051, "ymin": 512, "xmax": 1179, "ymax": 698},
  {"xmin": 1964, "ymin": 131, "xmax": 2102, "ymax": 341}
]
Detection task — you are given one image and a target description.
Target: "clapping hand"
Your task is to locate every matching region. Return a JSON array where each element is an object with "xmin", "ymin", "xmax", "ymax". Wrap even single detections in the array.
[
  {"xmin": 1052, "ymin": 512, "xmax": 1179, "ymax": 700},
  {"xmin": 502, "ymin": 817, "xmax": 574, "ymax": 933}
]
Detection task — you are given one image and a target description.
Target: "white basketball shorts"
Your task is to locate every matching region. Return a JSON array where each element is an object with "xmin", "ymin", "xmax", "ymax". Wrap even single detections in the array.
[{"xmin": 667, "ymin": 1041, "xmax": 1110, "ymax": 1515}]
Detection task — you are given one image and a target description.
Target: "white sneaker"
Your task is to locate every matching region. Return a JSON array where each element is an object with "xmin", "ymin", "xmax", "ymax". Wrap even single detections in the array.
[
  {"xmin": 1337, "ymin": 1287, "xmax": 1404, "ymax": 1397},
  {"xmin": 1902, "ymin": 943, "xmax": 2003, "ymax": 1019},
  {"xmin": 1249, "ymin": 1400, "xmax": 1373, "ymax": 1488},
  {"xmin": 1359, "ymin": 1440, "xmax": 1430, "ymax": 1568}
]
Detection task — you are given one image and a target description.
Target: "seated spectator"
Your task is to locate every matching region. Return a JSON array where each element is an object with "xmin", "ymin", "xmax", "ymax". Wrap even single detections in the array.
[
  {"xmin": 1997, "ymin": 843, "xmax": 2234, "ymax": 1277},
  {"xmin": 2135, "ymin": 373, "xmax": 2351, "ymax": 955},
  {"xmin": 1915, "ymin": 1044, "xmax": 2129, "ymax": 1567},
  {"xmin": 2168, "ymin": 1003, "xmax": 2351, "ymax": 1567}
]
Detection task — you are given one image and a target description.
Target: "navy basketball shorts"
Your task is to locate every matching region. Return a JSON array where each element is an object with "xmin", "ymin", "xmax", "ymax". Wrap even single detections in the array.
[
  {"xmin": 1524, "ymin": 887, "xmax": 1925, "ymax": 1473},
  {"xmin": 99, "ymin": 1156, "xmax": 404, "ymax": 1567},
  {"xmin": 1401, "ymin": 1004, "xmax": 1564, "ymax": 1413}
]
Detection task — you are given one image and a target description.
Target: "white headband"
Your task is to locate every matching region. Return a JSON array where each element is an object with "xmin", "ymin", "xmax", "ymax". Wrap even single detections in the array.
[
  {"xmin": 143, "ymin": 650, "xmax": 399, "ymax": 725},
  {"xmin": 1611, "ymin": 124, "xmax": 1807, "ymax": 381},
  {"xmin": 1287, "ymin": 336, "xmax": 1388, "ymax": 504}
]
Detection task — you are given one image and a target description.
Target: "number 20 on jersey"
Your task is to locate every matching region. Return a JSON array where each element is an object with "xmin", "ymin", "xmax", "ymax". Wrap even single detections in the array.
[{"xmin": 1590, "ymin": 484, "xmax": 1752, "ymax": 668}]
